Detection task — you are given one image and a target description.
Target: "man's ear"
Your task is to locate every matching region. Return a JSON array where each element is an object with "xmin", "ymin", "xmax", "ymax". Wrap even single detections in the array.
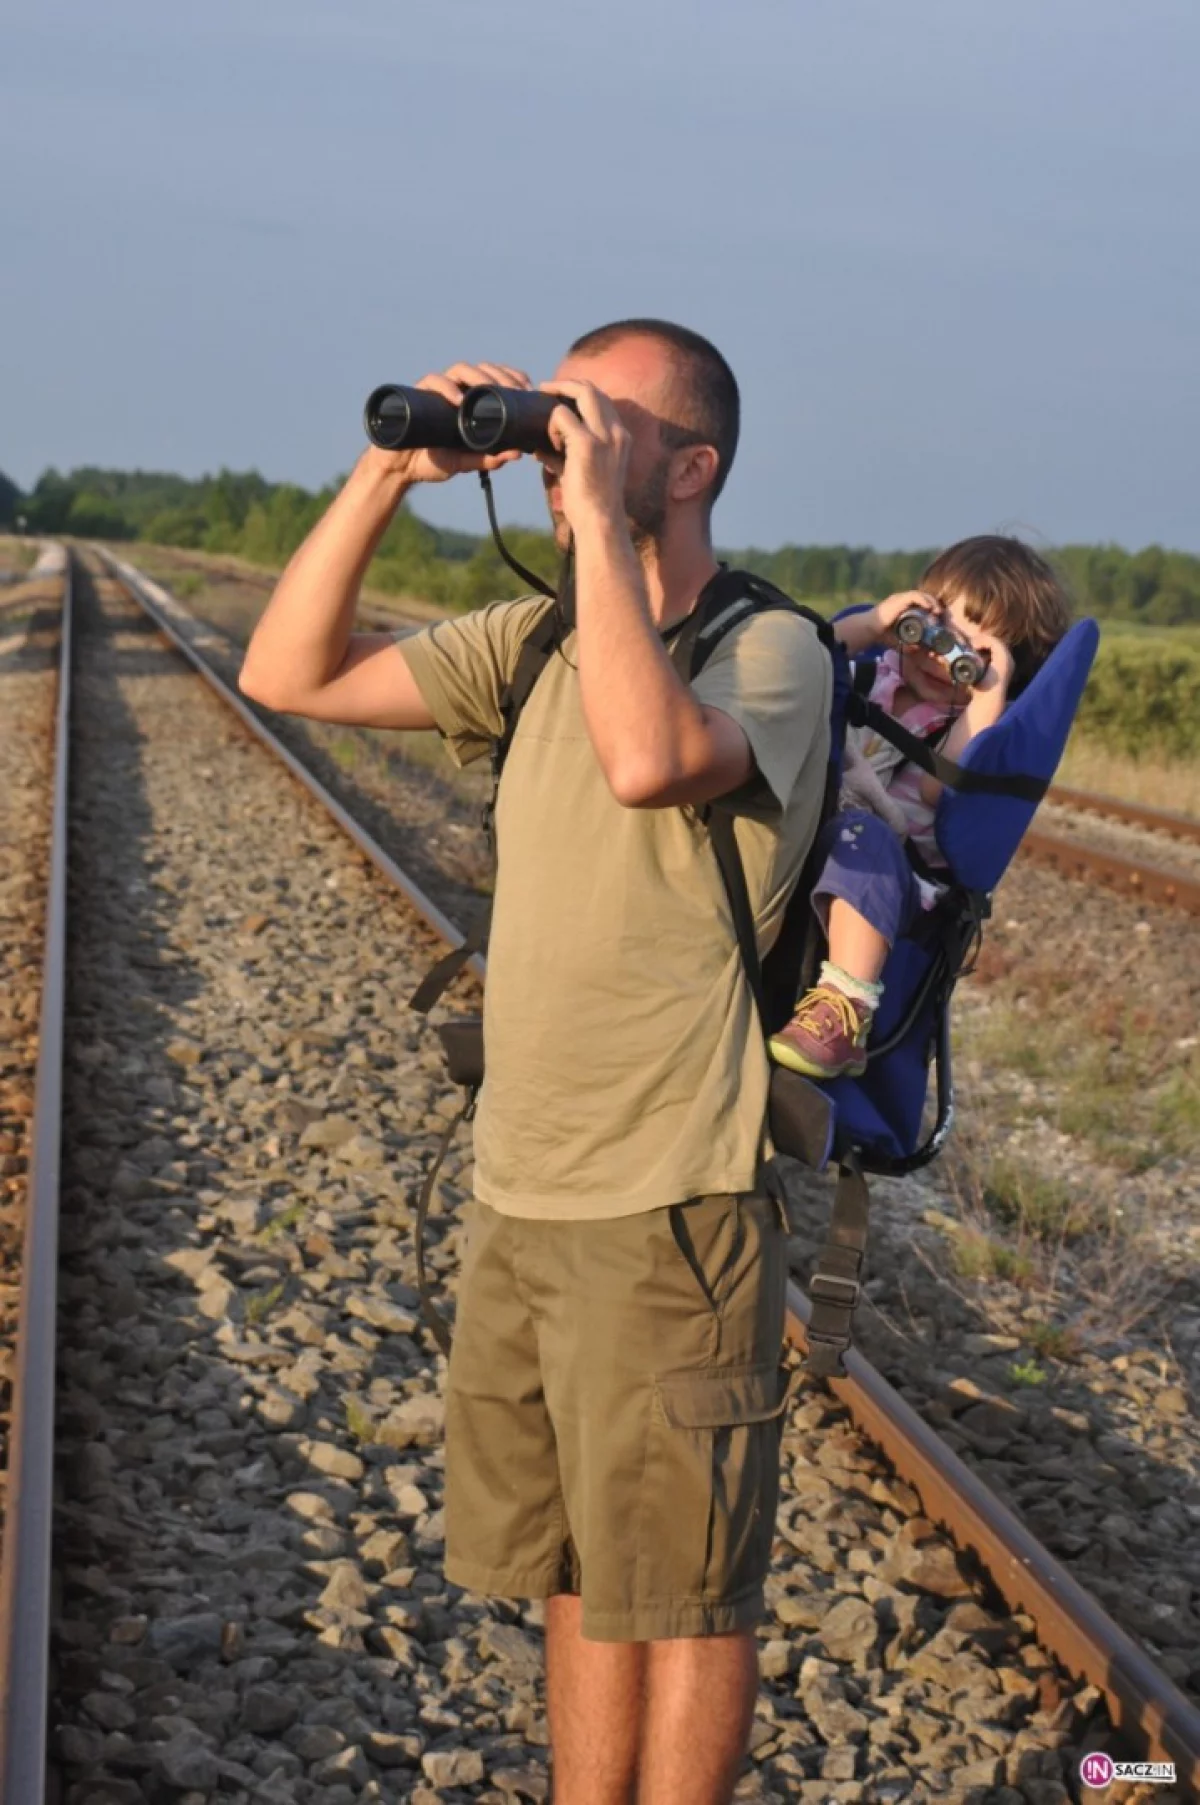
[{"xmin": 670, "ymin": 444, "xmax": 720, "ymax": 504}]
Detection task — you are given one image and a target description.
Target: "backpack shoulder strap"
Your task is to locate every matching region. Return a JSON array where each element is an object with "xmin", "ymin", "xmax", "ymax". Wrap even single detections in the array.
[
  {"xmin": 708, "ymin": 809, "xmax": 767, "ymax": 1031},
  {"xmin": 492, "ymin": 598, "xmax": 565, "ymax": 784},
  {"xmin": 851, "ymin": 657, "xmax": 877, "ymax": 698},
  {"xmin": 677, "ymin": 569, "xmax": 834, "ymax": 1035},
  {"xmin": 846, "ymin": 693, "xmax": 1048, "ymax": 802},
  {"xmin": 677, "ymin": 567, "xmax": 835, "ymax": 684}
]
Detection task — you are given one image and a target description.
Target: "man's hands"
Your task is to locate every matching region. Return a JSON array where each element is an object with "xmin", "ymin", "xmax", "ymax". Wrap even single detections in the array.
[
  {"xmin": 540, "ymin": 378, "xmax": 631, "ymax": 539},
  {"xmin": 365, "ymin": 364, "xmax": 634, "ymax": 538},
  {"xmin": 239, "ymin": 354, "xmax": 532, "ymax": 726},
  {"xmin": 367, "ymin": 361, "xmax": 532, "ymax": 487}
]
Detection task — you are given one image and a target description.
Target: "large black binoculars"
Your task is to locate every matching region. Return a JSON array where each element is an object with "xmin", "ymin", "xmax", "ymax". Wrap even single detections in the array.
[{"xmin": 364, "ymin": 383, "xmax": 577, "ymax": 457}]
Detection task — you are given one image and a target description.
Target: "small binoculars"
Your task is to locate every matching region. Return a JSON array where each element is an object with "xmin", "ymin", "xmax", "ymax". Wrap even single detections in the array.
[
  {"xmin": 364, "ymin": 384, "xmax": 577, "ymax": 458},
  {"xmin": 895, "ymin": 608, "xmax": 988, "ymax": 688}
]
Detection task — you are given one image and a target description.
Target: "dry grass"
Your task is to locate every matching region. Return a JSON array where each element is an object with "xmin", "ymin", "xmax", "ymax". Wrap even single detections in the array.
[
  {"xmin": 1057, "ymin": 734, "xmax": 1200, "ymax": 819},
  {"xmin": 961, "ymin": 999, "xmax": 1200, "ymax": 1170},
  {"xmin": 0, "ymin": 535, "xmax": 39, "ymax": 577},
  {"xmin": 119, "ymin": 540, "xmax": 442, "ymax": 624},
  {"xmin": 937, "ymin": 1128, "xmax": 1172, "ymax": 1346},
  {"xmin": 961, "ymin": 938, "xmax": 1200, "ymax": 1170},
  {"xmin": 112, "ymin": 544, "xmax": 479, "ymax": 802}
]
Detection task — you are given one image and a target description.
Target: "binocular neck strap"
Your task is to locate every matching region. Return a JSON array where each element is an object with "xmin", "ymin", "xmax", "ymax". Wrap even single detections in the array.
[{"xmin": 478, "ymin": 471, "xmax": 557, "ymax": 600}]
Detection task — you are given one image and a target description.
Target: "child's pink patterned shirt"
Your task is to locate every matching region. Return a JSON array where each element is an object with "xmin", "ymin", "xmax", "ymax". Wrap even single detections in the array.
[{"xmin": 854, "ymin": 649, "xmax": 965, "ymax": 873}]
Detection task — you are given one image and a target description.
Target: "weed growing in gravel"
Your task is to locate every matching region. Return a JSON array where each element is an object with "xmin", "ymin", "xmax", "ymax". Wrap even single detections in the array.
[
  {"xmin": 1009, "ymin": 1358, "xmax": 1049, "ymax": 1386},
  {"xmin": 1026, "ymin": 1320, "xmax": 1082, "ymax": 1362},
  {"xmin": 950, "ymin": 1229, "xmax": 1036, "ymax": 1287},
  {"xmin": 259, "ymin": 1201, "xmax": 305, "ymax": 1243},
  {"xmin": 1151, "ymin": 1049, "xmax": 1200, "ymax": 1149},
  {"xmin": 245, "ymin": 1280, "xmax": 285, "ymax": 1324},
  {"xmin": 330, "ymin": 735, "xmax": 361, "ymax": 772},
  {"xmin": 344, "ymin": 1396, "xmax": 377, "ymax": 1443},
  {"xmin": 982, "ymin": 1159, "xmax": 1088, "ymax": 1243}
]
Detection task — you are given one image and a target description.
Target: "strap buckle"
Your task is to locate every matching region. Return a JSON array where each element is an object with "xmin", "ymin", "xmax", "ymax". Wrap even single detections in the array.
[
  {"xmin": 809, "ymin": 1272, "xmax": 861, "ymax": 1310},
  {"xmin": 805, "ymin": 1334, "xmax": 850, "ymax": 1379}
]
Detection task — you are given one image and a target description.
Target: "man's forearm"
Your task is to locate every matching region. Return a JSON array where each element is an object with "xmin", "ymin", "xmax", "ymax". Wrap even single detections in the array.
[
  {"xmin": 241, "ymin": 451, "xmax": 412, "ymax": 697},
  {"xmin": 572, "ymin": 517, "xmax": 742, "ymax": 806}
]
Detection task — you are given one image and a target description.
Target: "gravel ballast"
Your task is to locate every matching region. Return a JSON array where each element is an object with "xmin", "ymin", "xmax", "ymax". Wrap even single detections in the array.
[{"xmin": 0, "ymin": 546, "xmax": 66, "ymax": 1540}]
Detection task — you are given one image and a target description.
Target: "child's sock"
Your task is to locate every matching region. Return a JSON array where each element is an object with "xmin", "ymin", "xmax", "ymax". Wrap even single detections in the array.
[{"xmin": 819, "ymin": 960, "xmax": 884, "ymax": 1013}]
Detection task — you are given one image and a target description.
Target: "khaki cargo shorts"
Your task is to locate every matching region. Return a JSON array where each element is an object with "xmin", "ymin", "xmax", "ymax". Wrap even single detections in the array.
[{"xmin": 443, "ymin": 1181, "xmax": 793, "ymax": 1642}]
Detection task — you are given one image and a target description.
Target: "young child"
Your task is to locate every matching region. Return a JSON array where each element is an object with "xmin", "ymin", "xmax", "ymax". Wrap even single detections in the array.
[{"xmin": 769, "ymin": 535, "xmax": 1072, "ymax": 1080}]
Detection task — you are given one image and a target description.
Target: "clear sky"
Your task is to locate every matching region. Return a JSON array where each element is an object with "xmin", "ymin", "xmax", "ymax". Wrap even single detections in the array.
[{"xmin": 3, "ymin": 0, "xmax": 1197, "ymax": 551}]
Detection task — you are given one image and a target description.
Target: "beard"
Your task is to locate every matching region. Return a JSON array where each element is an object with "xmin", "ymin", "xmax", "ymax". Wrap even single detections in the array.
[
  {"xmin": 543, "ymin": 454, "xmax": 671, "ymax": 555},
  {"xmin": 624, "ymin": 454, "xmax": 670, "ymax": 552}
]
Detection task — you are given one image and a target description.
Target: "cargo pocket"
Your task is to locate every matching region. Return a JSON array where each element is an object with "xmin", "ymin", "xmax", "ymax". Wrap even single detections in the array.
[{"xmin": 636, "ymin": 1361, "xmax": 797, "ymax": 1609}]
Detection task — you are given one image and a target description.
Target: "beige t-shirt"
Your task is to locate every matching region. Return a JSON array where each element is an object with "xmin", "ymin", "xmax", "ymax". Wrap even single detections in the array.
[{"xmin": 397, "ymin": 595, "xmax": 831, "ymax": 1219}]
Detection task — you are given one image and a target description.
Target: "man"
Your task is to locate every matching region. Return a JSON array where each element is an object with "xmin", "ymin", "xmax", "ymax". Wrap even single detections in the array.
[{"xmin": 240, "ymin": 321, "xmax": 831, "ymax": 1805}]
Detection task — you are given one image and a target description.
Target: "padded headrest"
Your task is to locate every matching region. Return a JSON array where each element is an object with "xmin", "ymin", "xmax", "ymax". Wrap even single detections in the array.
[{"xmin": 934, "ymin": 618, "xmax": 1099, "ymax": 890}]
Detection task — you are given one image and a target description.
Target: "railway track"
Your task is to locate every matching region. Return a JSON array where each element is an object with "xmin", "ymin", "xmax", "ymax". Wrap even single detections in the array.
[
  {"xmin": 1021, "ymin": 795, "xmax": 1200, "ymax": 916},
  {"xmin": 0, "ymin": 546, "xmax": 1197, "ymax": 1801},
  {"xmin": 1047, "ymin": 787, "xmax": 1200, "ymax": 848}
]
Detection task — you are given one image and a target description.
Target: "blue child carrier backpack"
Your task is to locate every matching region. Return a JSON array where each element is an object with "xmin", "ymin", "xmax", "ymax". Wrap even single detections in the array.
[{"xmin": 701, "ymin": 600, "xmax": 1100, "ymax": 1375}]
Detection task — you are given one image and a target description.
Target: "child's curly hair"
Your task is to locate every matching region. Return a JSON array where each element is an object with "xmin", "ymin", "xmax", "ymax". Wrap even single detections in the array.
[{"xmin": 921, "ymin": 535, "xmax": 1072, "ymax": 696}]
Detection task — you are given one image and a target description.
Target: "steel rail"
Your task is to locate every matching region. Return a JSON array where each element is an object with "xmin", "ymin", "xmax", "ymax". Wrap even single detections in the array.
[
  {"xmin": 101, "ymin": 549, "xmax": 1200, "ymax": 1790},
  {"xmin": 1048, "ymin": 784, "xmax": 1200, "ymax": 846},
  {"xmin": 0, "ymin": 556, "xmax": 73, "ymax": 1805},
  {"xmin": 1019, "ymin": 825, "xmax": 1200, "ymax": 917}
]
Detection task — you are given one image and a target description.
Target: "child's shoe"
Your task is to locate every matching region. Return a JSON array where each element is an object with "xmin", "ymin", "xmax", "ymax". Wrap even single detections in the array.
[{"xmin": 769, "ymin": 984, "xmax": 872, "ymax": 1079}]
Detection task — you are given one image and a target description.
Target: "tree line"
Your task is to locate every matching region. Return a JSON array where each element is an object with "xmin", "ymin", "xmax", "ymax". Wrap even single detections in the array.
[{"xmin": 4, "ymin": 463, "xmax": 1200, "ymax": 626}]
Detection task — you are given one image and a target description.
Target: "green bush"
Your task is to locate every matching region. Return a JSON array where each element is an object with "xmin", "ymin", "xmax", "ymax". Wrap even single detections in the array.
[
  {"xmin": 142, "ymin": 507, "xmax": 208, "ymax": 548},
  {"xmin": 1075, "ymin": 637, "xmax": 1200, "ymax": 759},
  {"xmin": 66, "ymin": 491, "xmax": 133, "ymax": 538}
]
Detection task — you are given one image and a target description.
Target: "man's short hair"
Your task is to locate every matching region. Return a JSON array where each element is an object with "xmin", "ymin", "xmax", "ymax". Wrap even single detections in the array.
[{"xmin": 568, "ymin": 318, "xmax": 740, "ymax": 506}]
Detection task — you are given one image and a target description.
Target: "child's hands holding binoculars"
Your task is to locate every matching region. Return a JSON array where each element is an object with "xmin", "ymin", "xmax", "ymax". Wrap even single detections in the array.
[{"xmin": 874, "ymin": 591, "xmax": 996, "ymax": 690}]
